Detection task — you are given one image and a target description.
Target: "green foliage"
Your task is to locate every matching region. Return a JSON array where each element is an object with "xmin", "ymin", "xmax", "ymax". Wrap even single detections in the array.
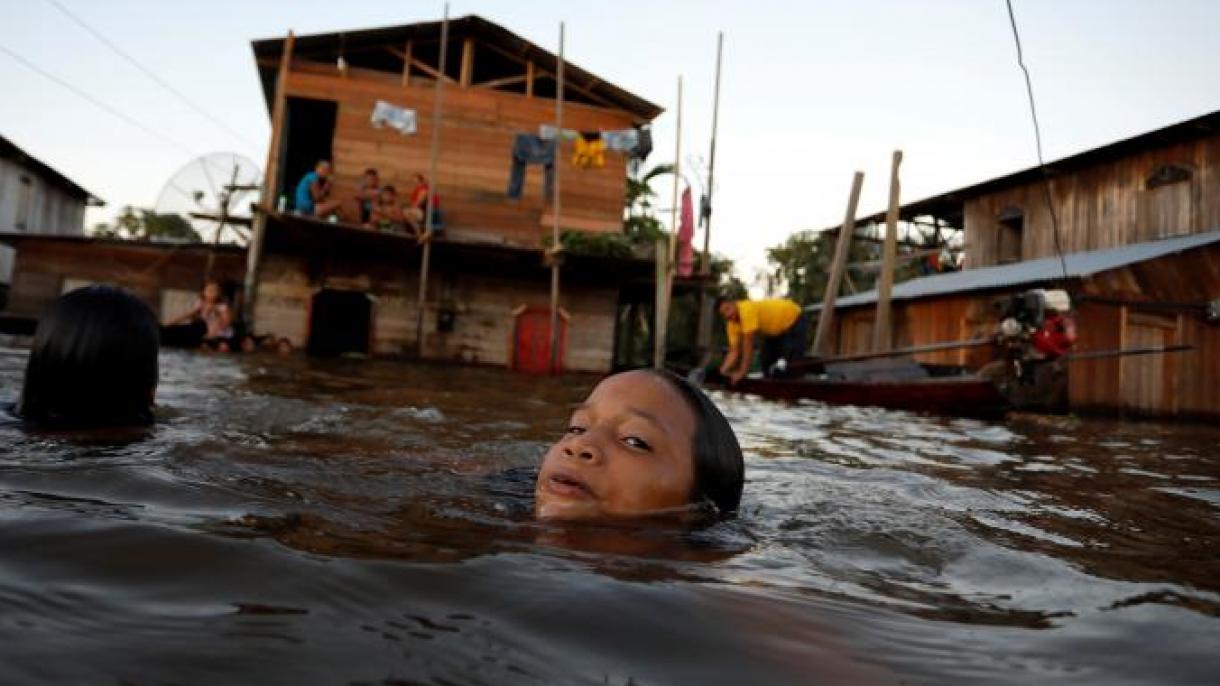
[
  {"xmin": 92, "ymin": 206, "xmax": 202, "ymax": 242},
  {"xmin": 544, "ymin": 230, "xmax": 635, "ymax": 259},
  {"xmin": 763, "ymin": 229, "xmax": 880, "ymax": 305},
  {"xmin": 623, "ymin": 163, "xmax": 673, "ymax": 245}
]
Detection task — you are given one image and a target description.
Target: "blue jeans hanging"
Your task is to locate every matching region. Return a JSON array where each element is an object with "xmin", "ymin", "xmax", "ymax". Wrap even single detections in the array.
[{"xmin": 507, "ymin": 134, "xmax": 556, "ymax": 199}]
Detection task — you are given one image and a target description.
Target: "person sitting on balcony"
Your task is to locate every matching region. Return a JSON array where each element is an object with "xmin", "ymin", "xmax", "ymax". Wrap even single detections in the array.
[
  {"xmin": 366, "ymin": 185, "xmax": 409, "ymax": 234},
  {"xmin": 406, "ymin": 173, "xmax": 441, "ymax": 235},
  {"xmin": 355, "ymin": 168, "xmax": 381, "ymax": 224},
  {"xmin": 293, "ymin": 160, "xmax": 344, "ymax": 219}
]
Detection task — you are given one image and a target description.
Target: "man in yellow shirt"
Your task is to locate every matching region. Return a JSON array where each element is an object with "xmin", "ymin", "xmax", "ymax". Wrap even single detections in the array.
[{"xmin": 717, "ymin": 296, "xmax": 809, "ymax": 384}]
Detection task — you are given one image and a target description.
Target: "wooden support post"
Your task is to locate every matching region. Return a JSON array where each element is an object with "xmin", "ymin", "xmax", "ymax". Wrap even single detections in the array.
[
  {"xmin": 548, "ymin": 23, "xmax": 565, "ymax": 373},
  {"xmin": 811, "ymin": 171, "xmax": 864, "ymax": 357},
  {"xmin": 243, "ymin": 29, "xmax": 294, "ymax": 325},
  {"xmin": 654, "ymin": 235, "xmax": 669, "ymax": 367},
  {"xmin": 415, "ymin": 5, "xmax": 449, "ymax": 358},
  {"xmin": 873, "ymin": 150, "xmax": 903, "ymax": 353},
  {"xmin": 655, "ymin": 76, "xmax": 683, "ymax": 369},
  {"xmin": 459, "ymin": 38, "xmax": 475, "ymax": 87},
  {"xmin": 401, "ymin": 40, "xmax": 412, "ymax": 86},
  {"xmin": 696, "ymin": 32, "xmax": 725, "ymax": 355},
  {"xmin": 525, "ymin": 60, "xmax": 535, "ymax": 97}
]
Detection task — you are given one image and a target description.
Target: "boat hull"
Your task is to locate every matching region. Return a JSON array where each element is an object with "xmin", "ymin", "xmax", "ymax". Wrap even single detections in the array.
[{"xmin": 725, "ymin": 375, "xmax": 1010, "ymax": 419}]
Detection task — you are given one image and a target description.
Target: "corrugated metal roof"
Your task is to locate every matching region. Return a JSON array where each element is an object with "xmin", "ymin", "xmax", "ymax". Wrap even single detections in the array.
[{"xmin": 815, "ymin": 230, "xmax": 1220, "ymax": 311}]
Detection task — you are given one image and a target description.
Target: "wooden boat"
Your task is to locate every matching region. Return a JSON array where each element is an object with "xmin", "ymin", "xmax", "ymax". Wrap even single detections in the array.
[{"xmin": 726, "ymin": 373, "xmax": 1010, "ymax": 419}]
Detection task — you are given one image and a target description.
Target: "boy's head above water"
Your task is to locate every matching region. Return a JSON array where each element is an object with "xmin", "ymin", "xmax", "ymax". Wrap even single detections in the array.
[{"xmin": 536, "ymin": 369, "xmax": 743, "ymax": 521}]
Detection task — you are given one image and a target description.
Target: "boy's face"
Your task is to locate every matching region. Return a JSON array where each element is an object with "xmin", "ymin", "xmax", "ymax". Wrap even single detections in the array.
[
  {"xmin": 536, "ymin": 371, "xmax": 696, "ymax": 520},
  {"xmin": 202, "ymin": 283, "xmax": 220, "ymax": 302},
  {"xmin": 317, "ymin": 162, "xmax": 332, "ymax": 178},
  {"xmin": 379, "ymin": 189, "xmax": 395, "ymax": 203},
  {"xmin": 718, "ymin": 301, "xmax": 738, "ymax": 321}
]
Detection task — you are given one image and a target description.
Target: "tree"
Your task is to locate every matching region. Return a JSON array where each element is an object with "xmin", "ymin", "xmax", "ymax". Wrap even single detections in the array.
[
  {"xmin": 764, "ymin": 229, "xmax": 885, "ymax": 305},
  {"xmin": 623, "ymin": 162, "xmax": 673, "ymax": 244},
  {"xmin": 92, "ymin": 206, "xmax": 202, "ymax": 242}
]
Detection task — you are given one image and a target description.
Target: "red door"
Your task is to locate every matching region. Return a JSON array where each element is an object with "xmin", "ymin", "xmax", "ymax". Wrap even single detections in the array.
[{"xmin": 513, "ymin": 306, "xmax": 566, "ymax": 374}]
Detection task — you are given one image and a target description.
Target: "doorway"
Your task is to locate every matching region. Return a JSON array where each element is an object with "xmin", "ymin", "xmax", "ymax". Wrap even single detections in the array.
[
  {"xmin": 281, "ymin": 97, "xmax": 339, "ymax": 206},
  {"xmin": 308, "ymin": 289, "xmax": 372, "ymax": 356}
]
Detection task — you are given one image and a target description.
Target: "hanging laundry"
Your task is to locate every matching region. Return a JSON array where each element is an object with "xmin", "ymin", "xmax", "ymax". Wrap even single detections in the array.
[
  {"xmin": 677, "ymin": 187, "xmax": 696, "ymax": 277},
  {"xmin": 539, "ymin": 124, "xmax": 579, "ymax": 141},
  {"xmin": 507, "ymin": 134, "xmax": 556, "ymax": 199},
  {"xmin": 601, "ymin": 128, "xmax": 639, "ymax": 153},
  {"xmin": 370, "ymin": 100, "xmax": 417, "ymax": 135},
  {"xmin": 634, "ymin": 126, "xmax": 653, "ymax": 161},
  {"xmin": 572, "ymin": 132, "xmax": 606, "ymax": 169}
]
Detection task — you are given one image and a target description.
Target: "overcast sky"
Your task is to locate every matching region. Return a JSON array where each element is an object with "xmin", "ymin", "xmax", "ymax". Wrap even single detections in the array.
[{"xmin": 3, "ymin": 0, "xmax": 1219, "ymax": 283}]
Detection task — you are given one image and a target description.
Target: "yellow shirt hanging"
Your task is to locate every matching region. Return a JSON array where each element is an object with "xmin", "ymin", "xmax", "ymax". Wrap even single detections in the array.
[{"xmin": 572, "ymin": 137, "xmax": 606, "ymax": 169}]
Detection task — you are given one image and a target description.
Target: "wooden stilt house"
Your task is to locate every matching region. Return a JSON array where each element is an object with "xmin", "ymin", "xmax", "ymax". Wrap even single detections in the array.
[
  {"xmin": 820, "ymin": 110, "xmax": 1220, "ymax": 419},
  {"xmin": 245, "ymin": 16, "xmax": 662, "ymax": 371}
]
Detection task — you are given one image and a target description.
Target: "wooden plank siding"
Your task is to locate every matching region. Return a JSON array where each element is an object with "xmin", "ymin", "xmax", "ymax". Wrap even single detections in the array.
[
  {"xmin": 831, "ymin": 243, "xmax": 1220, "ymax": 419},
  {"xmin": 280, "ymin": 60, "xmax": 634, "ymax": 248},
  {"xmin": 255, "ymin": 250, "xmax": 619, "ymax": 371},
  {"xmin": 964, "ymin": 134, "xmax": 1220, "ymax": 268},
  {"xmin": 2, "ymin": 238, "xmax": 245, "ymax": 322}
]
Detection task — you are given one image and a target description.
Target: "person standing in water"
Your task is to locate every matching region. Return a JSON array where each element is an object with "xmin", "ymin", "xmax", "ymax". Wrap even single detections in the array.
[
  {"xmin": 168, "ymin": 280, "xmax": 234, "ymax": 351},
  {"xmin": 716, "ymin": 296, "xmax": 809, "ymax": 384},
  {"xmin": 16, "ymin": 285, "xmax": 159, "ymax": 426}
]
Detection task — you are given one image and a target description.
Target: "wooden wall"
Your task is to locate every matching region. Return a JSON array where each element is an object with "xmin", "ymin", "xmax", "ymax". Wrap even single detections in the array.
[
  {"xmin": 833, "ymin": 243, "xmax": 1220, "ymax": 419},
  {"xmin": 835, "ymin": 295, "xmax": 994, "ymax": 367},
  {"xmin": 2, "ymin": 239, "xmax": 245, "ymax": 321},
  {"xmin": 280, "ymin": 61, "xmax": 635, "ymax": 248},
  {"xmin": 964, "ymin": 133, "xmax": 1220, "ymax": 267},
  {"xmin": 255, "ymin": 250, "xmax": 620, "ymax": 372}
]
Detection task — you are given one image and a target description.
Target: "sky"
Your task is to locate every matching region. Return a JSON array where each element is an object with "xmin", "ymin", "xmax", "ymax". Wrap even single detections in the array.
[{"xmin": 3, "ymin": 0, "xmax": 1220, "ymax": 285}]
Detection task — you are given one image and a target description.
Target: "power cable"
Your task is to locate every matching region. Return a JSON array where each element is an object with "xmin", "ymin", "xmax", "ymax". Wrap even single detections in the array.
[
  {"xmin": 1004, "ymin": 0, "xmax": 1070, "ymax": 282},
  {"xmin": 0, "ymin": 42, "xmax": 198, "ymax": 158},
  {"xmin": 44, "ymin": 0, "xmax": 261, "ymax": 152}
]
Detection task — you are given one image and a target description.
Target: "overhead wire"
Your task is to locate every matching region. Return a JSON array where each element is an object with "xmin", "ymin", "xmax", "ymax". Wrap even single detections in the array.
[
  {"xmin": 0, "ymin": 42, "xmax": 198, "ymax": 159},
  {"xmin": 44, "ymin": 0, "xmax": 261, "ymax": 153},
  {"xmin": 1004, "ymin": 0, "xmax": 1070, "ymax": 283}
]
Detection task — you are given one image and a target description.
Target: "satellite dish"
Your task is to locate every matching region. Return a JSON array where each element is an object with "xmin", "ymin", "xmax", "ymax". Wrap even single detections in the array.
[{"xmin": 154, "ymin": 152, "xmax": 262, "ymax": 244}]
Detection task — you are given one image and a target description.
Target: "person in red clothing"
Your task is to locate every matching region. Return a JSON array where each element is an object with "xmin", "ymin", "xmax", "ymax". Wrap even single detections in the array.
[{"xmin": 406, "ymin": 173, "xmax": 440, "ymax": 236}]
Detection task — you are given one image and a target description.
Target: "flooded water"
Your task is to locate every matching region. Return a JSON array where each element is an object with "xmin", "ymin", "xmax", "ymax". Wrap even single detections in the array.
[{"xmin": 1, "ymin": 347, "xmax": 1218, "ymax": 685}]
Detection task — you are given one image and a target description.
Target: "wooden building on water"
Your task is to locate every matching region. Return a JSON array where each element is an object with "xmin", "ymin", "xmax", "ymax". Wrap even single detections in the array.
[
  {"xmin": 820, "ymin": 110, "xmax": 1220, "ymax": 419},
  {"xmin": 245, "ymin": 16, "xmax": 663, "ymax": 372}
]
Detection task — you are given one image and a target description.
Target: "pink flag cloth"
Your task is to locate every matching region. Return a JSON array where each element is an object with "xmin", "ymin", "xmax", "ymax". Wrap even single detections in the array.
[{"xmin": 677, "ymin": 187, "xmax": 695, "ymax": 277}]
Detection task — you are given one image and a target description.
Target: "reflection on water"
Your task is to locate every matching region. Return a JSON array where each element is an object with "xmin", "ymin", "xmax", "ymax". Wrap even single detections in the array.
[{"xmin": 1, "ymin": 348, "xmax": 1218, "ymax": 684}]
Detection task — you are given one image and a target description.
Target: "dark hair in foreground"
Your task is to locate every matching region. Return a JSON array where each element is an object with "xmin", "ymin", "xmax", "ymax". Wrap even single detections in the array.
[
  {"xmin": 648, "ymin": 369, "xmax": 744, "ymax": 515},
  {"xmin": 18, "ymin": 285, "xmax": 159, "ymax": 426}
]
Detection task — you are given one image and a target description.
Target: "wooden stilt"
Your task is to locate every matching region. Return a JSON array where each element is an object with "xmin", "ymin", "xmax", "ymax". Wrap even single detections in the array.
[
  {"xmin": 873, "ymin": 150, "xmax": 903, "ymax": 352},
  {"xmin": 401, "ymin": 40, "xmax": 412, "ymax": 86},
  {"xmin": 696, "ymin": 32, "xmax": 725, "ymax": 355},
  {"xmin": 415, "ymin": 4, "xmax": 449, "ymax": 358},
  {"xmin": 654, "ymin": 76, "xmax": 683, "ymax": 369},
  {"xmin": 811, "ymin": 171, "xmax": 864, "ymax": 357},
  {"xmin": 548, "ymin": 22, "xmax": 565, "ymax": 373},
  {"xmin": 243, "ymin": 29, "xmax": 294, "ymax": 325}
]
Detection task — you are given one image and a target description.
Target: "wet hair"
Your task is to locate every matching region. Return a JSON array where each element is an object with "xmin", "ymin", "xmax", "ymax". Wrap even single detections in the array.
[
  {"xmin": 364, "ymin": 167, "xmax": 378, "ymax": 176},
  {"xmin": 380, "ymin": 184, "xmax": 397, "ymax": 194},
  {"xmin": 646, "ymin": 369, "xmax": 744, "ymax": 515},
  {"xmin": 17, "ymin": 285, "xmax": 159, "ymax": 426}
]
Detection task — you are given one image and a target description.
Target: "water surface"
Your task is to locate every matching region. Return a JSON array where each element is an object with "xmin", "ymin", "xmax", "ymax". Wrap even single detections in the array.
[{"xmin": 1, "ymin": 348, "xmax": 1218, "ymax": 684}]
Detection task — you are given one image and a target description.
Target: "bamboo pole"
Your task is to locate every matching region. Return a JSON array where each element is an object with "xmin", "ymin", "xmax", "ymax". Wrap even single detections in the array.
[
  {"xmin": 415, "ymin": 4, "xmax": 449, "ymax": 358},
  {"xmin": 654, "ymin": 76, "xmax": 683, "ymax": 369},
  {"xmin": 811, "ymin": 171, "xmax": 864, "ymax": 357},
  {"xmin": 873, "ymin": 150, "xmax": 902, "ymax": 352},
  {"xmin": 401, "ymin": 39, "xmax": 412, "ymax": 86},
  {"xmin": 696, "ymin": 32, "xmax": 725, "ymax": 354},
  {"xmin": 243, "ymin": 29, "xmax": 294, "ymax": 325},
  {"xmin": 548, "ymin": 22, "xmax": 565, "ymax": 373}
]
